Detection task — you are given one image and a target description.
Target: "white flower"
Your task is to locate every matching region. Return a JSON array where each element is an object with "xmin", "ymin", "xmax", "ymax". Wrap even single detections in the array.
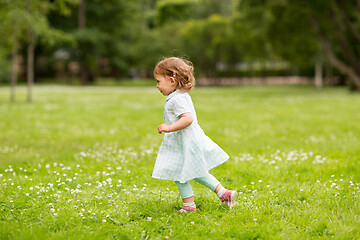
[{"xmin": 102, "ymin": 219, "xmax": 106, "ymax": 223}]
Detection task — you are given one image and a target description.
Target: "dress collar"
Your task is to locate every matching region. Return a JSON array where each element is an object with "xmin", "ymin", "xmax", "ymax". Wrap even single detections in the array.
[{"xmin": 166, "ymin": 89, "xmax": 183, "ymax": 101}]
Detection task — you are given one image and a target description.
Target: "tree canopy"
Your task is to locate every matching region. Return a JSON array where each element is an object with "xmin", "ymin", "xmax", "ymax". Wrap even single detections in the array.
[{"xmin": 0, "ymin": 0, "xmax": 359, "ymax": 90}]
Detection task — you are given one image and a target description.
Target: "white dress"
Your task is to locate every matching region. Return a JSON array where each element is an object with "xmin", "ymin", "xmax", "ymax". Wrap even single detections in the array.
[{"xmin": 152, "ymin": 89, "xmax": 229, "ymax": 183}]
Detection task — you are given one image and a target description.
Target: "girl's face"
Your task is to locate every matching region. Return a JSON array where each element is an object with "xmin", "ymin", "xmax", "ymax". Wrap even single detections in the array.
[{"xmin": 155, "ymin": 75, "xmax": 177, "ymax": 96}]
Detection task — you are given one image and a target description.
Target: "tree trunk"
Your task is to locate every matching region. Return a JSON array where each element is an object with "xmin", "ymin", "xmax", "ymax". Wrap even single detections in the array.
[
  {"xmin": 310, "ymin": 14, "xmax": 360, "ymax": 90},
  {"xmin": 78, "ymin": 0, "xmax": 86, "ymax": 29},
  {"xmin": 331, "ymin": 2, "xmax": 360, "ymax": 76},
  {"xmin": 315, "ymin": 61, "xmax": 323, "ymax": 90},
  {"xmin": 27, "ymin": 29, "xmax": 36, "ymax": 103},
  {"xmin": 80, "ymin": 65, "xmax": 95, "ymax": 85},
  {"xmin": 322, "ymin": 40, "xmax": 360, "ymax": 90},
  {"xmin": 334, "ymin": 0, "xmax": 360, "ymax": 42},
  {"xmin": 10, "ymin": 42, "xmax": 17, "ymax": 102},
  {"xmin": 78, "ymin": 0, "xmax": 92, "ymax": 85}
]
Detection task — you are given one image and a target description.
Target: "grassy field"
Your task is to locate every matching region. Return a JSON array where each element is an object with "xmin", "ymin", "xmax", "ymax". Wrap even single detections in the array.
[{"xmin": 0, "ymin": 85, "xmax": 359, "ymax": 239}]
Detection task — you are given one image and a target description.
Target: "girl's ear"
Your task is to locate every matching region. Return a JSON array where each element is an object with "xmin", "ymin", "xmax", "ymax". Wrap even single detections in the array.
[{"xmin": 169, "ymin": 77, "xmax": 177, "ymax": 85}]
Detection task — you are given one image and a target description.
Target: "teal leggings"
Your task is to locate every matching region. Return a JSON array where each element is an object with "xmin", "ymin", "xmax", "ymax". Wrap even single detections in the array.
[{"xmin": 175, "ymin": 174, "xmax": 220, "ymax": 199}]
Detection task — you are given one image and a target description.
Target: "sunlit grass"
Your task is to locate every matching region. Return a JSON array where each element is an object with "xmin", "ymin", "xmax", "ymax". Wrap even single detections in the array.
[{"xmin": 0, "ymin": 85, "xmax": 359, "ymax": 239}]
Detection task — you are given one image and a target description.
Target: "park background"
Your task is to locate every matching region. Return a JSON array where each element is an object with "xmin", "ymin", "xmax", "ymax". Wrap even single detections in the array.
[
  {"xmin": 1, "ymin": 0, "xmax": 360, "ymax": 92},
  {"xmin": 1, "ymin": 0, "xmax": 360, "ymax": 239}
]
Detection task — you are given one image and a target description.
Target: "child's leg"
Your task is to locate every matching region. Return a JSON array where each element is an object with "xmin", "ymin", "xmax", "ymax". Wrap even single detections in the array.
[
  {"xmin": 175, "ymin": 181, "xmax": 196, "ymax": 212},
  {"xmin": 194, "ymin": 174, "xmax": 220, "ymax": 192},
  {"xmin": 194, "ymin": 174, "xmax": 237, "ymax": 209},
  {"xmin": 175, "ymin": 181, "xmax": 194, "ymax": 199}
]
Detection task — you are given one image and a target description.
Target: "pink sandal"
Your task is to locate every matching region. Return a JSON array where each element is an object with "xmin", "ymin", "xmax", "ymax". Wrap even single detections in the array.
[
  {"xmin": 221, "ymin": 190, "xmax": 238, "ymax": 209},
  {"xmin": 178, "ymin": 204, "xmax": 197, "ymax": 213}
]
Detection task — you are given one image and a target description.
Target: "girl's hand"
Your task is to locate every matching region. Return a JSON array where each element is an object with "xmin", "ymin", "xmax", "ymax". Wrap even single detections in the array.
[
  {"xmin": 157, "ymin": 113, "xmax": 193, "ymax": 134},
  {"xmin": 158, "ymin": 124, "xmax": 170, "ymax": 134}
]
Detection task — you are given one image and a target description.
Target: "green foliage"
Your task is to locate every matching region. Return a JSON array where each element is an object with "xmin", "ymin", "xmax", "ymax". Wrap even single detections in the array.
[
  {"xmin": 242, "ymin": 0, "xmax": 360, "ymax": 88},
  {"xmin": 1, "ymin": 0, "xmax": 75, "ymax": 45},
  {"xmin": 0, "ymin": 85, "xmax": 360, "ymax": 239},
  {"xmin": 72, "ymin": 0, "xmax": 139, "ymax": 76},
  {"xmin": 180, "ymin": 14, "xmax": 231, "ymax": 77},
  {"xmin": 133, "ymin": 22, "xmax": 184, "ymax": 75},
  {"xmin": 0, "ymin": 1, "xmax": 29, "ymax": 45},
  {"xmin": 0, "ymin": 0, "xmax": 359, "ymax": 88},
  {"xmin": 260, "ymin": 1, "xmax": 320, "ymax": 66},
  {"xmin": 156, "ymin": 0, "xmax": 195, "ymax": 26},
  {"xmin": 0, "ymin": 0, "xmax": 76, "ymax": 83},
  {"xmin": 0, "ymin": 51, "xmax": 10, "ymax": 83},
  {"xmin": 232, "ymin": 0, "xmax": 273, "ymax": 61}
]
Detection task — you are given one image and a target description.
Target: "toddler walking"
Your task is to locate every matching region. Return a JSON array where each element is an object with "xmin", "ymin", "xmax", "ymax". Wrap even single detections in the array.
[{"xmin": 152, "ymin": 57, "xmax": 237, "ymax": 213}]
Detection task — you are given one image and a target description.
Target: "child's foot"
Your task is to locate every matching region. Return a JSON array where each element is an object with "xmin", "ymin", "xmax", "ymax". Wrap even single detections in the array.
[
  {"xmin": 221, "ymin": 190, "xmax": 237, "ymax": 209},
  {"xmin": 178, "ymin": 204, "xmax": 197, "ymax": 213}
]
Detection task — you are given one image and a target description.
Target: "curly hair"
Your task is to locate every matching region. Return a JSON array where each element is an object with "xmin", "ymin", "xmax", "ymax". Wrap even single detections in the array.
[{"xmin": 154, "ymin": 57, "xmax": 195, "ymax": 92}]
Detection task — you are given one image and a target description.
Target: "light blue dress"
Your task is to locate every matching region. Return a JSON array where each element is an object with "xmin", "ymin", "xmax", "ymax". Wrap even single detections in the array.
[{"xmin": 152, "ymin": 89, "xmax": 229, "ymax": 183}]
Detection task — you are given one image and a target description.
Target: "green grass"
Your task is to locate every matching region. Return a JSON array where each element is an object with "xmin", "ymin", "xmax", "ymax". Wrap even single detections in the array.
[{"xmin": 0, "ymin": 85, "xmax": 360, "ymax": 239}]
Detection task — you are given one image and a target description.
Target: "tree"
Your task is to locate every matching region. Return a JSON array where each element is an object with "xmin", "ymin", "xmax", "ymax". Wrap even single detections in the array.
[
  {"xmin": 0, "ymin": 0, "xmax": 75, "ymax": 102},
  {"xmin": 156, "ymin": 0, "xmax": 194, "ymax": 26},
  {"xmin": 237, "ymin": 0, "xmax": 360, "ymax": 90},
  {"xmin": 309, "ymin": 0, "xmax": 360, "ymax": 90},
  {"xmin": 180, "ymin": 15, "xmax": 231, "ymax": 77},
  {"xmin": 0, "ymin": 0, "xmax": 28, "ymax": 101},
  {"xmin": 47, "ymin": 0, "xmax": 139, "ymax": 84}
]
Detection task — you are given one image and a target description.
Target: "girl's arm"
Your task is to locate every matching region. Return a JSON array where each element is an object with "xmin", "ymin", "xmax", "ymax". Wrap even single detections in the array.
[{"xmin": 158, "ymin": 112, "xmax": 193, "ymax": 134}]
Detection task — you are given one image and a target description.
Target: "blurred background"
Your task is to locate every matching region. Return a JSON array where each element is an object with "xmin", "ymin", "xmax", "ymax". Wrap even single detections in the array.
[{"xmin": 0, "ymin": 0, "xmax": 359, "ymax": 92}]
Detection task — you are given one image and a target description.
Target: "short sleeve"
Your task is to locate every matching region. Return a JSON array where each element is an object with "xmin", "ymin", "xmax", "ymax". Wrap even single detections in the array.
[{"xmin": 172, "ymin": 95, "xmax": 192, "ymax": 118}]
